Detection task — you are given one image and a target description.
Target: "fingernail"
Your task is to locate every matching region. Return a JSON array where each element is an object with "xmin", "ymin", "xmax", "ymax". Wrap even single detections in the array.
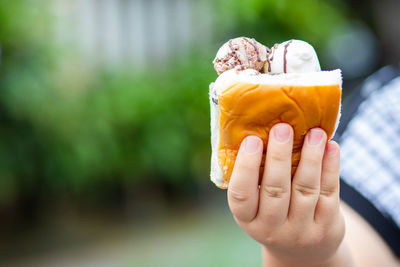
[
  {"xmin": 308, "ymin": 128, "xmax": 324, "ymax": 145},
  {"xmin": 326, "ymin": 142, "xmax": 337, "ymax": 156},
  {"xmin": 273, "ymin": 124, "xmax": 290, "ymax": 143},
  {"xmin": 245, "ymin": 136, "xmax": 261, "ymax": 154}
]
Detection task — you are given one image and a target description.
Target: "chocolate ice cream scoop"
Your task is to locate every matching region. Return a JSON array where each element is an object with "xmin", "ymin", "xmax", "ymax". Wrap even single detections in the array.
[{"xmin": 213, "ymin": 37, "xmax": 269, "ymax": 75}]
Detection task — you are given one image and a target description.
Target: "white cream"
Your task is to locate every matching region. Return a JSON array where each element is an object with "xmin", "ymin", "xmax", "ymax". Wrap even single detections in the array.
[
  {"xmin": 214, "ymin": 69, "xmax": 342, "ymax": 95},
  {"xmin": 265, "ymin": 40, "xmax": 321, "ymax": 74}
]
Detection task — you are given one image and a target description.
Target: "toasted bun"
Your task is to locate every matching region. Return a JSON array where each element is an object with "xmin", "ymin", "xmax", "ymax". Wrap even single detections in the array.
[{"xmin": 210, "ymin": 69, "xmax": 342, "ymax": 189}]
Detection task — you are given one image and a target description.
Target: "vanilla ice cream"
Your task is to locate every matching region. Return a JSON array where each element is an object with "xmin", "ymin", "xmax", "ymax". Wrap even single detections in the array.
[{"xmin": 264, "ymin": 40, "xmax": 321, "ymax": 74}]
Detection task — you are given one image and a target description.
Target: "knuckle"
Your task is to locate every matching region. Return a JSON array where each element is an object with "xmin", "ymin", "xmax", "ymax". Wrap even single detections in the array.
[
  {"xmin": 310, "ymin": 230, "xmax": 328, "ymax": 246},
  {"xmin": 228, "ymin": 188, "xmax": 250, "ymax": 203},
  {"xmin": 302, "ymin": 153, "xmax": 322, "ymax": 167},
  {"xmin": 292, "ymin": 231, "xmax": 323, "ymax": 247},
  {"xmin": 261, "ymin": 184, "xmax": 288, "ymax": 198},
  {"xmin": 262, "ymin": 234, "xmax": 280, "ymax": 247},
  {"xmin": 235, "ymin": 159, "xmax": 257, "ymax": 173},
  {"xmin": 319, "ymin": 185, "xmax": 337, "ymax": 197},
  {"xmin": 293, "ymin": 183, "xmax": 319, "ymax": 196},
  {"xmin": 269, "ymin": 150, "xmax": 289, "ymax": 163}
]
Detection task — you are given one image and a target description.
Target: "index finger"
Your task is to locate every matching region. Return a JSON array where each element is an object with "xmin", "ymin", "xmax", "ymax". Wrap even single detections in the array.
[{"xmin": 228, "ymin": 135, "xmax": 263, "ymax": 223}]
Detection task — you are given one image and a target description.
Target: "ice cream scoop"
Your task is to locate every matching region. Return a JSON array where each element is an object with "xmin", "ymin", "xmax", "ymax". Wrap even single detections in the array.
[
  {"xmin": 213, "ymin": 37, "xmax": 269, "ymax": 75},
  {"xmin": 264, "ymin": 40, "xmax": 321, "ymax": 74}
]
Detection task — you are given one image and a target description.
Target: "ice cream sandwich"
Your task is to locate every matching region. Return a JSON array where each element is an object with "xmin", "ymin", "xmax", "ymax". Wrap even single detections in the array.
[{"xmin": 210, "ymin": 37, "xmax": 342, "ymax": 189}]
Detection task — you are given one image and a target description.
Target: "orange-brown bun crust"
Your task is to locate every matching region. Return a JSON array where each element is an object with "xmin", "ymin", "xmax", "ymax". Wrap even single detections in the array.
[{"xmin": 217, "ymin": 82, "xmax": 341, "ymax": 188}]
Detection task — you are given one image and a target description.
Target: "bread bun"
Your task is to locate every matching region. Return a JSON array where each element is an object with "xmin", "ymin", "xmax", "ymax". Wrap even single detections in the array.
[{"xmin": 210, "ymin": 69, "xmax": 342, "ymax": 189}]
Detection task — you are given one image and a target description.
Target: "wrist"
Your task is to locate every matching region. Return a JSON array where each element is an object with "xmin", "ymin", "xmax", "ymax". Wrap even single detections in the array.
[{"xmin": 262, "ymin": 240, "xmax": 354, "ymax": 267}]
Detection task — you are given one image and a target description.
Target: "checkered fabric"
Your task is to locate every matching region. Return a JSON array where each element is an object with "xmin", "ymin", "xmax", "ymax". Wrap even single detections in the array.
[{"xmin": 340, "ymin": 76, "xmax": 400, "ymax": 228}]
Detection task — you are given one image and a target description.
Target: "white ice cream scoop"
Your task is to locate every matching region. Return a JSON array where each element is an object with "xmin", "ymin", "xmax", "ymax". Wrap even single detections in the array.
[{"xmin": 264, "ymin": 40, "xmax": 321, "ymax": 74}]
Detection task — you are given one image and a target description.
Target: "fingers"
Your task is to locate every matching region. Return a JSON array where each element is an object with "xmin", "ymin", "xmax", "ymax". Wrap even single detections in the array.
[
  {"xmin": 228, "ymin": 135, "xmax": 263, "ymax": 222},
  {"xmin": 257, "ymin": 123, "xmax": 293, "ymax": 226},
  {"xmin": 289, "ymin": 128, "xmax": 327, "ymax": 225},
  {"xmin": 314, "ymin": 141, "xmax": 341, "ymax": 224},
  {"xmin": 229, "ymin": 127, "xmax": 339, "ymax": 230}
]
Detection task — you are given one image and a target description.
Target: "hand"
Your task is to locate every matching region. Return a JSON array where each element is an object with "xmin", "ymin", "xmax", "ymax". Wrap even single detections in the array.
[{"xmin": 227, "ymin": 123, "xmax": 345, "ymax": 266}]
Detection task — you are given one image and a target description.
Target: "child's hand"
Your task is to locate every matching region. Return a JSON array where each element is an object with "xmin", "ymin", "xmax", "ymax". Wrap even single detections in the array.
[{"xmin": 227, "ymin": 123, "xmax": 345, "ymax": 266}]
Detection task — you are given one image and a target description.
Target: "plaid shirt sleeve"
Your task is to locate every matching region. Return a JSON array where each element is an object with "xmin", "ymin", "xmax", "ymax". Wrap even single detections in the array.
[{"xmin": 339, "ymin": 76, "xmax": 400, "ymax": 255}]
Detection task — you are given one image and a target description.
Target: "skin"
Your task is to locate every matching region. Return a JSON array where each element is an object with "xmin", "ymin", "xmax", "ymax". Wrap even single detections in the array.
[{"xmin": 227, "ymin": 123, "xmax": 400, "ymax": 267}]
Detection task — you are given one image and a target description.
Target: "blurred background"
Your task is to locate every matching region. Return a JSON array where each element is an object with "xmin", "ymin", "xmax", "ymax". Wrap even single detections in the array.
[{"xmin": 0, "ymin": 0, "xmax": 398, "ymax": 266}]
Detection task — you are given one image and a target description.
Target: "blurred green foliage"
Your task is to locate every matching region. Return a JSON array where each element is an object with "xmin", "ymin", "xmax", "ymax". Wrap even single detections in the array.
[
  {"xmin": 0, "ymin": 0, "xmax": 350, "ymax": 204},
  {"xmin": 213, "ymin": 0, "xmax": 349, "ymax": 63}
]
